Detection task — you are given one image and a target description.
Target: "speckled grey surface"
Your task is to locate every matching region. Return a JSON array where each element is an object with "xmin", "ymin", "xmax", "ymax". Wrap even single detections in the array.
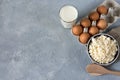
[{"xmin": 0, "ymin": 0, "xmax": 120, "ymax": 80}]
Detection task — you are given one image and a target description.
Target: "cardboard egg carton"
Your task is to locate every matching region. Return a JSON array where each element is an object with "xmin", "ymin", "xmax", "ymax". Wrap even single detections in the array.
[
  {"xmin": 102, "ymin": 0, "xmax": 120, "ymax": 28},
  {"xmin": 72, "ymin": 0, "xmax": 120, "ymax": 45}
]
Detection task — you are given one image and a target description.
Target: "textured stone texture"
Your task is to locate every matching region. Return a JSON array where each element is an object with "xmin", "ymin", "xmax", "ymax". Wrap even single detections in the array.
[{"xmin": 0, "ymin": 0, "xmax": 120, "ymax": 80}]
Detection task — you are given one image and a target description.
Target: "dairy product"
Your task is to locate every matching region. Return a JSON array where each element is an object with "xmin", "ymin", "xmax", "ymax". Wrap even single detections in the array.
[
  {"xmin": 89, "ymin": 35, "xmax": 117, "ymax": 64},
  {"xmin": 59, "ymin": 5, "xmax": 78, "ymax": 28}
]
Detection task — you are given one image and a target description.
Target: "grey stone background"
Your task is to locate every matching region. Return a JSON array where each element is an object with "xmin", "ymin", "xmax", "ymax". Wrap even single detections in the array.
[{"xmin": 0, "ymin": 0, "xmax": 120, "ymax": 80}]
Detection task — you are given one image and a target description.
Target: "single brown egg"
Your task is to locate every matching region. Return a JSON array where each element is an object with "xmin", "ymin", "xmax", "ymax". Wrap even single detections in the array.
[
  {"xmin": 80, "ymin": 18, "xmax": 91, "ymax": 28},
  {"xmin": 89, "ymin": 26, "xmax": 99, "ymax": 35},
  {"xmin": 72, "ymin": 25, "xmax": 83, "ymax": 36},
  {"xmin": 97, "ymin": 19, "xmax": 108, "ymax": 30},
  {"xmin": 89, "ymin": 11, "xmax": 100, "ymax": 21},
  {"xmin": 79, "ymin": 32, "xmax": 90, "ymax": 44},
  {"xmin": 97, "ymin": 5, "xmax": 108, "ymax": 15}
]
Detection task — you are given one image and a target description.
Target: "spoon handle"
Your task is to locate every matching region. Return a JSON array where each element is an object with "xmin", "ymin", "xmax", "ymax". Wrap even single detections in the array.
[{"xmin": 108, "ymin": 70, "xmax": 120, "ymax": 76}]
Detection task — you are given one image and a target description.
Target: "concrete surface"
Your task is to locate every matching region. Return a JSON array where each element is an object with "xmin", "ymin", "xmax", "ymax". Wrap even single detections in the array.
[{"xmin": 0, "ymin": 0, "xmax": 120, "ymax": 80}]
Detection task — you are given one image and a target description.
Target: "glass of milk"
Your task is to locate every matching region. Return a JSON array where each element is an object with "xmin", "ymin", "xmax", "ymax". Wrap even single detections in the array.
[{"xmin": 59, "ymin": 5, "xmax": 78, "ymax": 28}]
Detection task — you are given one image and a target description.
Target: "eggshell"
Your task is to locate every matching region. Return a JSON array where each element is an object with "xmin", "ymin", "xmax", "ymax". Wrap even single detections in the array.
[
  {"xmin": 97, "ymin": 19, "xmax": 108, "ymax": 30},
  {"xmin": 79, "ymin": 32, "xmax": 90, "ymax": 44},
  {"xmin": 72, "ymin": 25, "xmax": 83, "ymax": 36},
  {"xmin": 89, "ymin": 26, "xmax": 99, "ymax": 35},
  {"xmin": 89, "ymin": 12, "xmax": 100, "ymax": 21},
  {"xmin": 80, "ymin": 18, "xmax": 91, "ymax": 28},
  {"xmin": 97, "ymin": 5, "xmax": 108, "ymax": 15}
]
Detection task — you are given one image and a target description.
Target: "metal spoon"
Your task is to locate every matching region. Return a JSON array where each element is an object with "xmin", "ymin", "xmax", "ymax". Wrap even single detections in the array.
[{"xmin": 86, "ymin": 63, "xmax": 120, "ymax": 76}]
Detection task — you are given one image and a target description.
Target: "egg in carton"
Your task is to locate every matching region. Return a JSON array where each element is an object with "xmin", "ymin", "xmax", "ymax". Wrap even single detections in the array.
[{"xmin": 71, "ymin": 0, "xmax": 120, "ymax": 45}]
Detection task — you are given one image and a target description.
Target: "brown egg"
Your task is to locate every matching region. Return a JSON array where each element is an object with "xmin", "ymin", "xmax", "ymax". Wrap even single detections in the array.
[
  {"xmin": 72, "ymin": 25, "xmax": 83, "ymax": 36},
  {"xmin": 79, "ymin": 32, "xmax": 90, "ymax": 44},
  {"xmin": 97, "ymin": 19, "xmax": 108, "ymax": 30},
  {"xmin": 97, "ymin": 5, "xmax": 108, "ymax": 15},
  {"xmin": 80, "ymin": 18, "xmax": 91, "ymax": 28},
  {"xmin": 89, "ymin": 26, "xmax": 99, "ymax": 35},
  {"xmin": 89, "ymin": 11, "xmax": 100, "ymax": 21}
]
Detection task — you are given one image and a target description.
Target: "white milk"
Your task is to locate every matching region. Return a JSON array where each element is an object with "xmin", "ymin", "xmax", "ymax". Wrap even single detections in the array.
[{"xmin": 59, "ymin": 5, "xmax": 78, "ymax": 28}]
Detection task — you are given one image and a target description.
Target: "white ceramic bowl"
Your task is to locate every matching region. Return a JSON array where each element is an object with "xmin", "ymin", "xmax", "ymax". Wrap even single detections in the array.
[{"xmin": 87, "ymin": 33, "xmax": 119, "ymax": 66}]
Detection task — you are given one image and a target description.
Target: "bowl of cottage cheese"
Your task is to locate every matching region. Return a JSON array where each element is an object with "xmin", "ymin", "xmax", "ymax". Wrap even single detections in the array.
[{"xmin": 87, "ymin": 33, "xmax": 119, "ymax": 66}]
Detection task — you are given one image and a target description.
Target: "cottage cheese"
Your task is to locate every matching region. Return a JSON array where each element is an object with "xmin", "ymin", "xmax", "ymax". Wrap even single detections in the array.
[{"xmin": 89, "ymin": 35, "xmax": 118, "ymax": 64}]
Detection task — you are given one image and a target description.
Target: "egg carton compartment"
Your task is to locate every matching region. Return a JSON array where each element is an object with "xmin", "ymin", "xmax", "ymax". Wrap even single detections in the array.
[
  {"xmin": 104, "ymin": 0, "xmax": 120, "ymax": 23},
  {"xmin": 71, "ymin": 0, "xmax": 120, "ymax": 45}
]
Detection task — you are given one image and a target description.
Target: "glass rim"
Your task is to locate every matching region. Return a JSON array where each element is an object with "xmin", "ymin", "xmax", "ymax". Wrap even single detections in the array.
[{"xmin": 59, "ymin": 5, "xmax": 78, "ymax": 23}]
